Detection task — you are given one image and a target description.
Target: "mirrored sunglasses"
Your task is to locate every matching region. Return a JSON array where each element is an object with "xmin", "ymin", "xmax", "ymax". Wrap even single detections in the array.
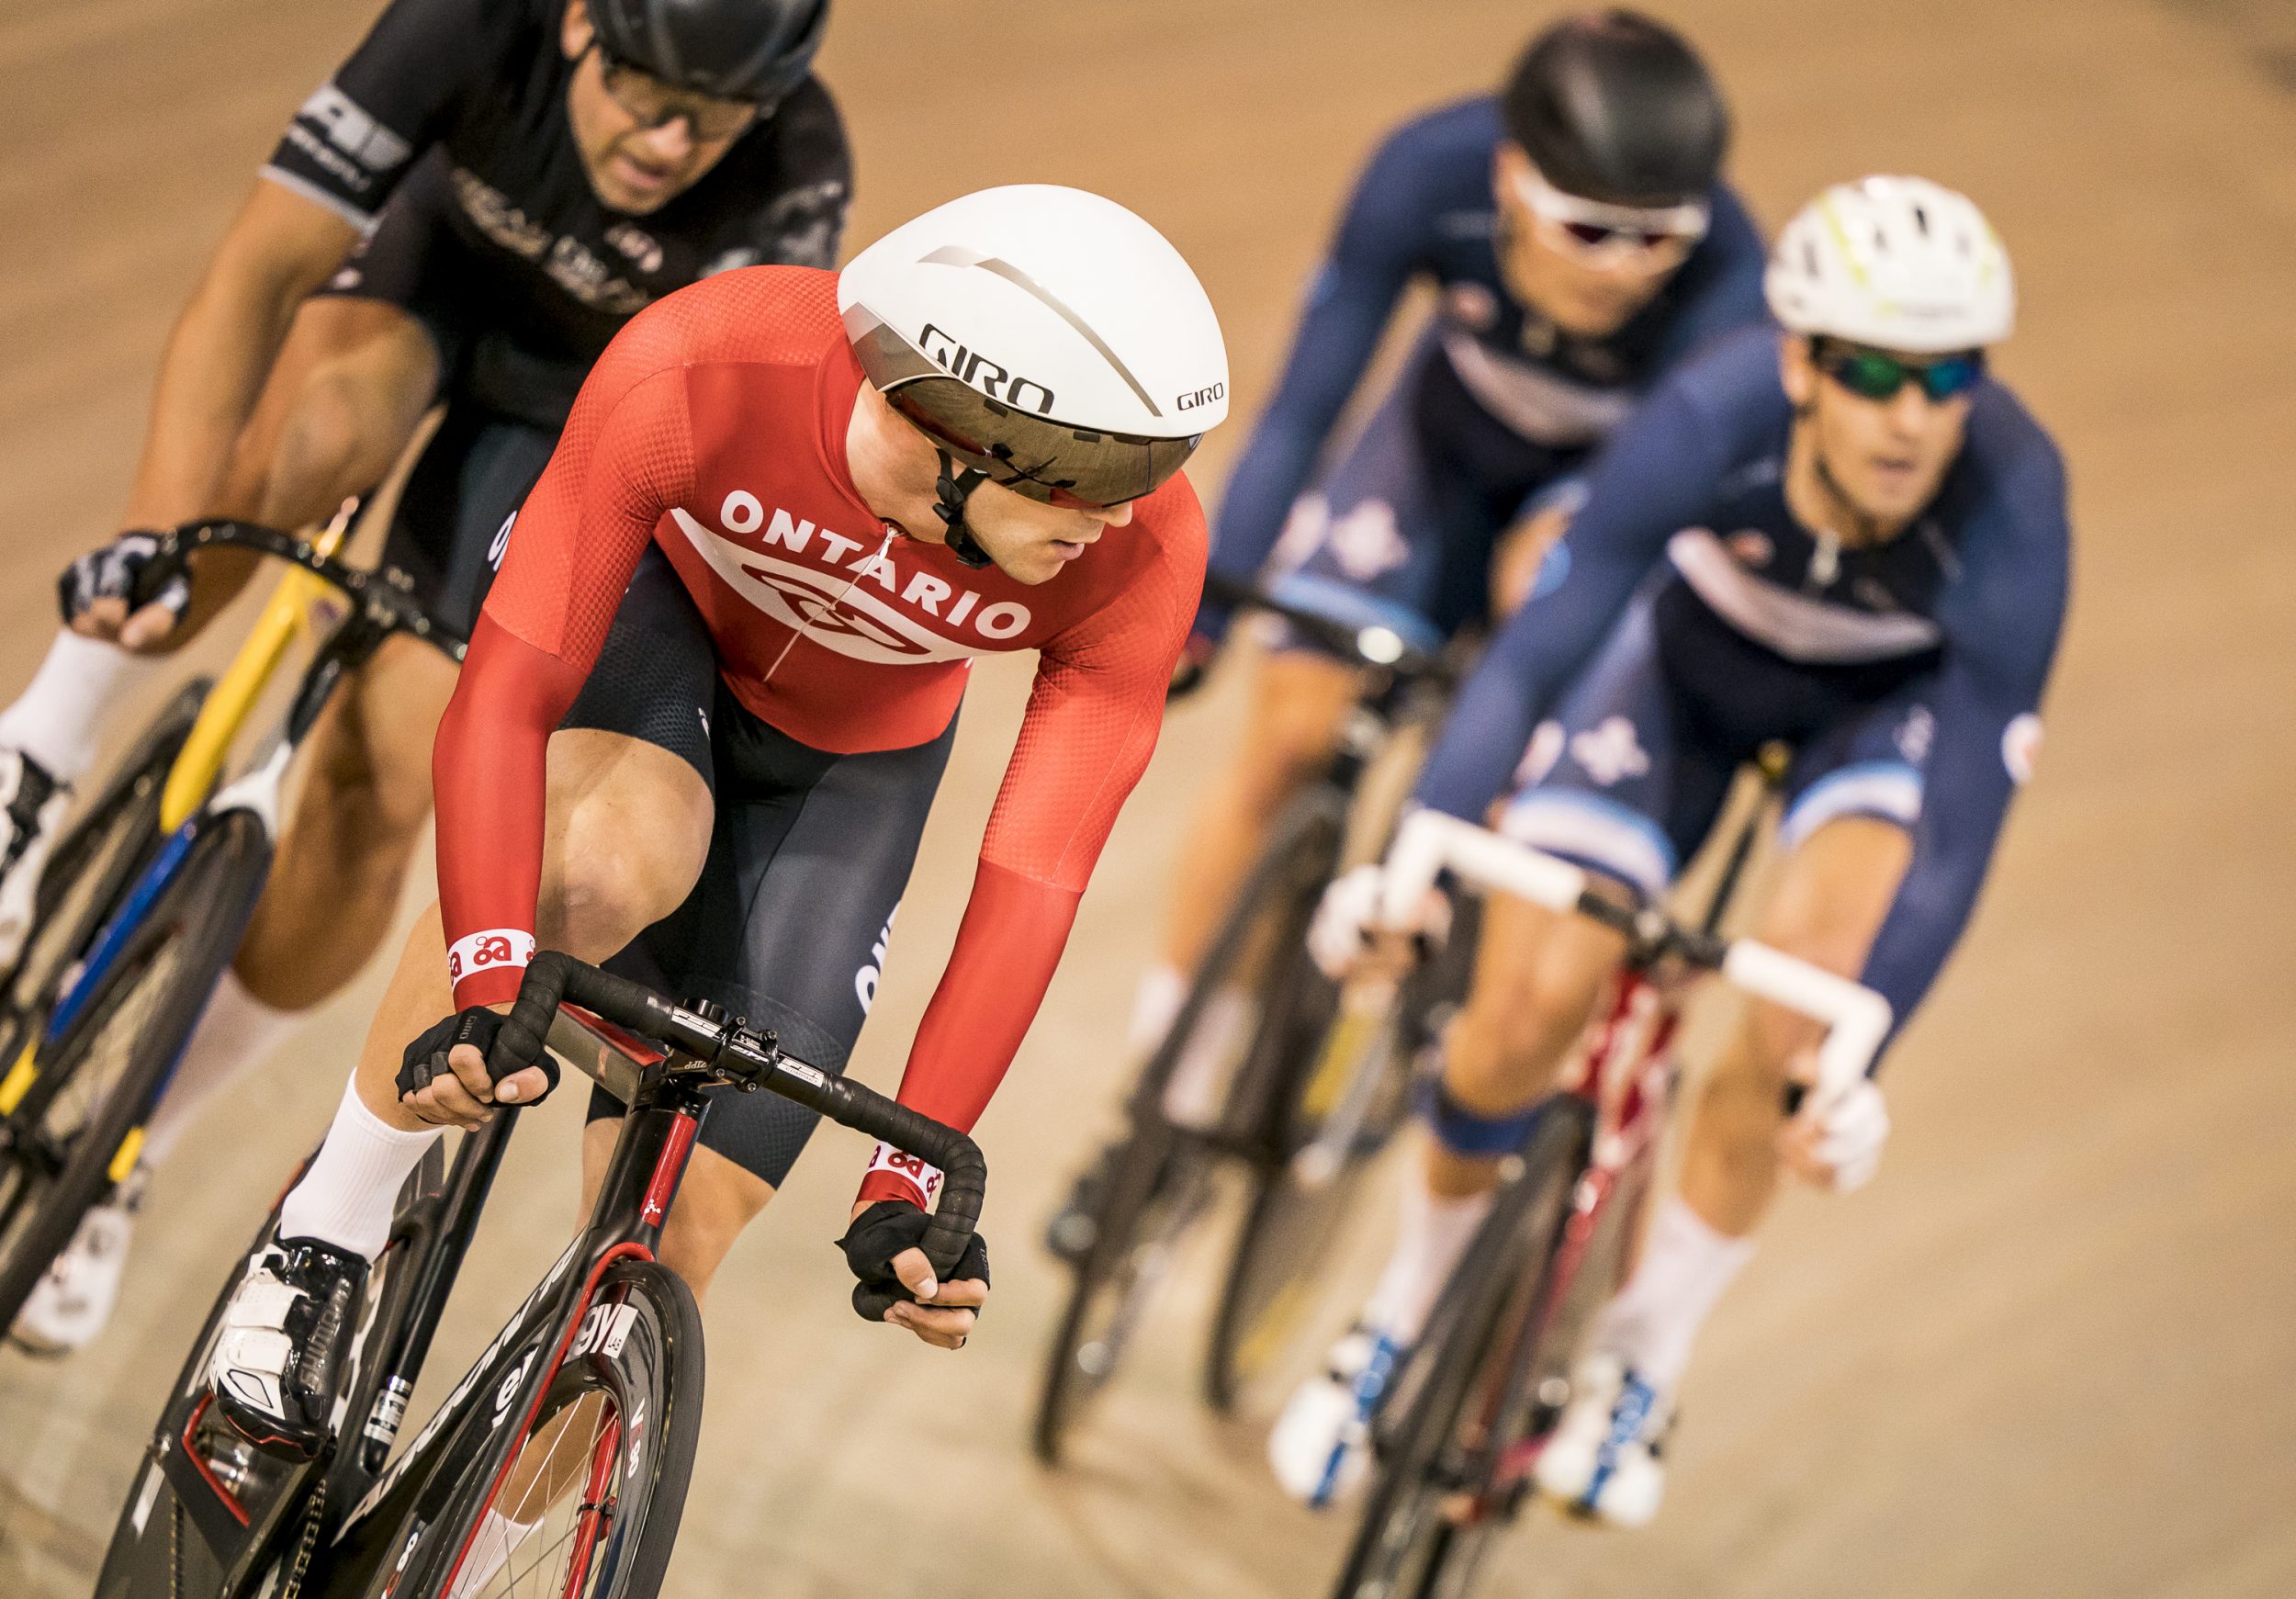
[{"xmin": 1817, "ymin": 343, "xmax": 1986, "ymax": 403}]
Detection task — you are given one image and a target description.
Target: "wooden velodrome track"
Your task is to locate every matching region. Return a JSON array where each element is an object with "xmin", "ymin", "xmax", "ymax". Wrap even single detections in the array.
[{"xmin": 3, "ymin": 0, "xmax": 2292, "ymax": 1593}]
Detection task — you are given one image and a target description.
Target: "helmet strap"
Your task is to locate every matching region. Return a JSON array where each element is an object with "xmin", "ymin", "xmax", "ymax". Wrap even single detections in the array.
[{"xmin": 931, "ymin": 449, "xmax": 995, "ymax": 569}]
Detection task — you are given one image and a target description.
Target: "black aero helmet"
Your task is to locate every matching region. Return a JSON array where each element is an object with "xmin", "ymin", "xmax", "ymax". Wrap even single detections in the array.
[
  {"xmin": 587, "ymin": 0, "xmax": 830, "ymax": 104},
  {"xmin": 1502, "ymin": 11, "xmax": 1728, "ymax": 207}
]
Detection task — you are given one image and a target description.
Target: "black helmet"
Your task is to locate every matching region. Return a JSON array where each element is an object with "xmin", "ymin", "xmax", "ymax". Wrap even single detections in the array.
[
  {"xmin": 1501, "ymin": 10, "xmax": 1728, "ymax": 208},
  {"xmin": 587, "ymin": 0, "xmax": 829, "ymax": 104}
]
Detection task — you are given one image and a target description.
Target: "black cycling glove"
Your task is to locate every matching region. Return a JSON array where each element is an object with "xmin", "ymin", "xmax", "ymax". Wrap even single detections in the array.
[
  {"xmin": 59, "ymin": 532, "xmax": 190, "ymax": 630},
  {"xmin": 396, "ymin": 1005, "xmax": 559, "ymax": 1105},
  {"xmin": 836, "ymin": 1199, "xmax": 990, "ymax": 1323}
]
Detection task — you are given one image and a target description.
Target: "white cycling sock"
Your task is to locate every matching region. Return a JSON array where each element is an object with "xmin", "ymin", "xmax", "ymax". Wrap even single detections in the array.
[
  {"xmin": 0, "ymin": 630, "xmax": 162, "ymax": 782},
  {"xmin": 1161, "ymin": 985, "xmax": 1256, "ymax": 1131},
  {"xmin": 142, "ymin": 972, "xmax": 305, "ymax": 1165},
  {"xmin": 1585, "ymin": 1195, "xmax": 1757, "ymax": 1395},
  {"xmin": 1129, "ymin": 963, "xmax": 1187, "ymax": 1051},
  {"xmin": 276, "ymin": 1073, "xmax": 439, "ymax": 1261},
  {"xmin": 1360, "ymin": 1171, "xmax": 1493, "ymax": 1345}
]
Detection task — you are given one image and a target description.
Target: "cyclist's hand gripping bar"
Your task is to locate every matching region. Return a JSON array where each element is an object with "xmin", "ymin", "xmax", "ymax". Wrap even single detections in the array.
[
  {"xmin": 1381, "ymin": 811, "xmax": 1894, "ymax": 1108},
  {"xmin": 493, "ymin": 952, "xmax": 987, "ymax": 1289}
]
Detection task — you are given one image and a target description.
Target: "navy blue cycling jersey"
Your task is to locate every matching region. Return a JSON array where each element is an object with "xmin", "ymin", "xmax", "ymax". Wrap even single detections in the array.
[
  {"xmin": 1207, "ymin": 96, "xmax": 1767, "ymax": 607},
  {"xmin": 1415, "ymin": 324, "xmax": 2071, "ymax": 1046}
]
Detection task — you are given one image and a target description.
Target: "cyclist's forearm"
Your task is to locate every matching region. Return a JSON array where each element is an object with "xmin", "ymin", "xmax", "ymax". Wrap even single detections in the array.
[
  {"xmin": 856, "ymin": 863, "xmax": 1080, "ymax": 1209},
  {"xmin": 434, "ymin": 616, "xmax": 586, "ymax": 1008}
]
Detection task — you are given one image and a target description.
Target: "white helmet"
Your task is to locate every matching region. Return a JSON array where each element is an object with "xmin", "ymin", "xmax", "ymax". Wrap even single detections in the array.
[
  {"xmin": 838, "ymin": 185, "xmax": 1228, "ymax": 512},
  {"xmin": 1764, "ymin": 176, "xmax": 2014, "ymax": 353}
]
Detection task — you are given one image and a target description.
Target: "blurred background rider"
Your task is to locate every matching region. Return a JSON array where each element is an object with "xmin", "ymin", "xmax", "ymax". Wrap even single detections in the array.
[
  {"xmin": 1115, "ymin": 11, "xmax": 1768, "ymax": 1142},
  {"xmin": 6, "ymin": 0, "xmax": 850, "ymax": 1356},
  {"xmin": 1271, "ymin": 177, "xmax": 2067, "ymax": 1526}
]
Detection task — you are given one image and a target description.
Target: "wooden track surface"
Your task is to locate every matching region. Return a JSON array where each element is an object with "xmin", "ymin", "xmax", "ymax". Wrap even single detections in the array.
[{"xmin": 2, "ymin": 1, "xmax": 2292, "ymax": 1594}]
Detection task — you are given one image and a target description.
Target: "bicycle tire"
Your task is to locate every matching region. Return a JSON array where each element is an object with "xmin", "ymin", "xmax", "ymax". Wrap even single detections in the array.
[
  {"xmin": 4, "ymin": 677, "xmax": 211, "ymax": 1004},
  {"xmin": 91, "ymin": 1143, "xmax": 449, "ymax": 1599},
  {"xmin": 0, "ymin": 805, "xmax": 271, "ymax": 1331},
  {"xmin": 1031, "ymin": 1120, "xmax": 1217, "ymax": 1464},
  {"xmin": 1203, "ymin": 829, "xmax": 1475, "ymax": 1413},
  {"xmin": 386, "ymin": 1256, "xmax": 703, "ymax": 1599},
  {"xmin": 1031, "ymin": 791, "xmax": 1344, "ymax": 1463},
  {"xmin": 1328, "ymin": 1098, "xmax": 1593, "ymax": 1599}
]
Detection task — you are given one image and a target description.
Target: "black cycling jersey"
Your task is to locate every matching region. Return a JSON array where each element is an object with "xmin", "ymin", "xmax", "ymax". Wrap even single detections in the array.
[{"xmin": 264, "ymin": 0, "xmax": 850, "ymax": 363}]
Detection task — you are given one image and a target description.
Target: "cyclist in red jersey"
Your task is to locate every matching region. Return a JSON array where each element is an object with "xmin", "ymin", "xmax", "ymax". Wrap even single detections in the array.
[{"xmin": 205, "ymin": 185, "xmax": 1231, "ymax": 1453}]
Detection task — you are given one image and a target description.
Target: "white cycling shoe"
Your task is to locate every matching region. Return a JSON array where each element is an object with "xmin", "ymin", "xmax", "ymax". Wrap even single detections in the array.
[
  {"xmin": 0, "ymin": 747, "xmax": 71, "ymax": 970},
  {"xmin": 8, "ymin": 1177, "xmax": 140, "ymax": 1356},
  {"xmin": 1269, "ymin": 1323, "xmax": 1408, "ymax": 1509},
  {"xmin": 1533, "ymin": 1353, "xmax": 1672, "ymax": 1527},
  {"xmin": 208, "ymin": 1236, "xmax": 368, "ymax": 1456}
]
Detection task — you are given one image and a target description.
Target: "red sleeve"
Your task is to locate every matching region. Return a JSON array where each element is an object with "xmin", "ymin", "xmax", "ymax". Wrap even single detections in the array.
[
  {"xmin": 433, "ymin": 322, "xmax": 695, "ymax": 1007},
  {"xmin": 858, "ymin": 484, "xmax": 1208, "ymax": 1207}
]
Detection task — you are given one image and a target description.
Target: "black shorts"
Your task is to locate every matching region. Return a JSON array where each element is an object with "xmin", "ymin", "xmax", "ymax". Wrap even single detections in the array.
[{"xmin": 563, "ymin": 549, "xmax": 957, "ymax": 1188}]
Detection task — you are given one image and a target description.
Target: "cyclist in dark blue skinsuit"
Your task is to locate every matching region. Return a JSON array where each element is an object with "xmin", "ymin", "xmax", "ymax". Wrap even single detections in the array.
[
  {"xmin": 1274, "ymin": 176, "xmax": 2069, "ymax": 1526},
  {"xmin": 1123, "ymin": 13, "xmax": 1772, "ymax": 1115}
]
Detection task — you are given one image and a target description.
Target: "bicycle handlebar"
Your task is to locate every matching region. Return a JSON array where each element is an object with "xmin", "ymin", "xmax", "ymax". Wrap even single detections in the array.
[
  {"xmin": 495, "ymin": 952, "xmax": 988, "ymax": 1288},
  {"xmin": 138, "ymin": 519, "xmax": 467, "ymax": 659},
  {"xmin": 1382, "ymin": 810, "xmax": 1892, "ymax": 1108},
  {"xmin": 1200, "ymin": 571, "xmax": 1453, "ymax": 682}
]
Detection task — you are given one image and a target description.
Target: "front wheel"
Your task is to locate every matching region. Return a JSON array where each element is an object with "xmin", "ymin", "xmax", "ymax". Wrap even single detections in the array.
[
  {"xmin": 391, "ymin": 1258, "xmax": 704, "ymax": 1599},
  {"xmin": 0, "ymin": 805, "xmax": 271, "ymax": 1330},
  {"xmin": 1328, "ymin": 1098, "xmax": 1593, "ymax": 1599}
]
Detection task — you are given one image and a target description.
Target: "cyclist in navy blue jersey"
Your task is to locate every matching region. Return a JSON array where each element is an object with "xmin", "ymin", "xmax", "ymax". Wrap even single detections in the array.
[
  {"xmin": 1121, "ymin": 13, "xmax": 1769, "ymax": 1115},
  {"xmin": 1274, "ymin": 176, "xmax": 2068, "ymax": 1525},
  {"xmin": 6, "ymin": 0, "xmax": 849, "ymax": 1356}
]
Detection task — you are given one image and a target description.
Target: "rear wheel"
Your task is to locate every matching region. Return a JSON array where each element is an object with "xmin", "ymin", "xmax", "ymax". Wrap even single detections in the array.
[
  {"xmin": 0, "ymin": 806, "xmax": 271, "ymax": 1330},
  {"xmin": 394, "ymin": 1259, "xmax": 703, "ymax": 1599},
  {"xmin": 1329, "ymin": 1099, "xmax": 1593, "ymax": 1599}
]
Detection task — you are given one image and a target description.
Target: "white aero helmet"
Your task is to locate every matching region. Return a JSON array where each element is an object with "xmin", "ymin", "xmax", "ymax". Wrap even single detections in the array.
[
  {"xmin": 838, "ymin": 185, "xmax": 1228, "ymax": 515},
  {"xmin": 1764, "ymin": 175, "xmax": 2015, "ymax": 353}
]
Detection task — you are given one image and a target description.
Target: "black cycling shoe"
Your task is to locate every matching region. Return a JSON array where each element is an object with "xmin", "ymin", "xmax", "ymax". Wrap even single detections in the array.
[{"xmin": 207, "ymin": 1237, "xmax": 368, "ymax": 1457}]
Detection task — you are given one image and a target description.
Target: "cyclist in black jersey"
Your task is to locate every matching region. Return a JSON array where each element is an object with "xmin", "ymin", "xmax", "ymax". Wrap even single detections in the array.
[{"xmin": 6, "ymin": 0, "xmax": 849, "ymax": 1355}]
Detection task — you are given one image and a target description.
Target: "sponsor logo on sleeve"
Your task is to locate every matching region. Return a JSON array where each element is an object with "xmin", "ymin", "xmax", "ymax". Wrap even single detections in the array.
[
  {"xmin": 446, "ymin": 929, "xmax": 536, "ymax": 987},
  {"xmin": 866, "ymin": 1141, "xmax": 944, "ymax": 1206}
]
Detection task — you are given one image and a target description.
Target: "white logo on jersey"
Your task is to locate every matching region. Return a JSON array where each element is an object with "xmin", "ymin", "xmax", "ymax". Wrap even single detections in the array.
[
  {"xmin": 297, "ymin": 84, "xmax": 412, "ymax": 172},
  {"xmin": 1326, "ymin": 500, "xmax": 1410, "ymax": 581},
  {"xmin": 671, "ymin": 508, "xmax": 1031, "ymax": 665},
  {"xmin": 1569, "ymin": 716, "xmax": 1650, "ymax": 787}
]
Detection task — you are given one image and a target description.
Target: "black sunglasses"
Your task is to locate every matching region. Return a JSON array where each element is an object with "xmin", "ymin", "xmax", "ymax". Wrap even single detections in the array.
[{"xmin": 1816, "ymin": 342, "xmax": 1986, "ymax": 403}]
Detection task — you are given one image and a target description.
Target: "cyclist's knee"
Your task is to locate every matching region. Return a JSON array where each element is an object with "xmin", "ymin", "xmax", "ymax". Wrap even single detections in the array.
[
  {"xmin": 1446, "ymin": 901, "xmax": 1619, "ymax": 1098},
  {"xmin": 1232, "ymin": 653, "xmax": 1358, "ymax": 795}
]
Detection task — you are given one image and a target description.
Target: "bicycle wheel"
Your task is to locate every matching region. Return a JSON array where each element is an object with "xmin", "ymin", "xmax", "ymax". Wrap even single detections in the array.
[
  {"xmin": 1329, "ymin": 1098, "xmax": 1593, "ymax": 1599},
  {"xmin": 92, "ymin": 1143, "xmax": 449, "ymax": 1599},
  {"xmin": 392, "ymin": 1258, "xmax": 703, "ymax": 1599},
  {"xmin": 1031, "ymin": 791, "xmax": 1343, "ymax": 1462},
  {"xmin": 0, "ymin": 805, "xmax": 271, "ymax": 1329},
  {"xmin": 1032, "ymin": 1120, "xmax": 1218, "ymax": 1464},
  {"xmin": 1205, "ymin": 865, "xmax": 1480, "ymax": 1413},
  {"xmin": 0, "ymin": 678, "xmax": 210, "ymax": 1058}
]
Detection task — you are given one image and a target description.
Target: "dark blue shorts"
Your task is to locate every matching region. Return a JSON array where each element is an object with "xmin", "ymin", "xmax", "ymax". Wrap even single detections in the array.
[
  {"xmin": 1496, "ymin": 584, "xmax": 1935, "ymax": 898},
  {"xmin": 1263, "ymin": 344, "xmax": 1577, "ymax": 657}
]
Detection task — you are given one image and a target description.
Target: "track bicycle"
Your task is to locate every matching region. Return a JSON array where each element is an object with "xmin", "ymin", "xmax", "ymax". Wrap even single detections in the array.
[
  {"xmin": 92, "ymin": 950, "xmax": 987, "ymax": 1599},
  {"xmin": 1325, "ymin": 800, "xmax": 1892, "ymax": 1599},
  {"xmin": 1033, "ymin": 576, "xmax": 1469, "ymax": 1462},
  {"xmin": 0, "ymin": 512, "xmax": 463, "ymax": 1333}
]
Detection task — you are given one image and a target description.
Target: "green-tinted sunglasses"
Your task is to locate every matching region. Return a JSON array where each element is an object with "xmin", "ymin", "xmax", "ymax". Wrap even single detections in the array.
[{"xmin": 1818, "ymin": 343, "xmax": 1986, "ymax": 403}]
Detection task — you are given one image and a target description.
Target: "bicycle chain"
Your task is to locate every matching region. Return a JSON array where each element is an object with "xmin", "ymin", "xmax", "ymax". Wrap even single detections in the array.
[{"xmin": 279, "ymin": 1473, "xmax": 327, "ymax": 1599}]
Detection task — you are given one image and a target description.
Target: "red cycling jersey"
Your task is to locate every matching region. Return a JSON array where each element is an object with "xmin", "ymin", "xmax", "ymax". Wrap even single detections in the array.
[{"xmin": 433, "ymin": 266, "xmax": 1205, "ymax": 1205}]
